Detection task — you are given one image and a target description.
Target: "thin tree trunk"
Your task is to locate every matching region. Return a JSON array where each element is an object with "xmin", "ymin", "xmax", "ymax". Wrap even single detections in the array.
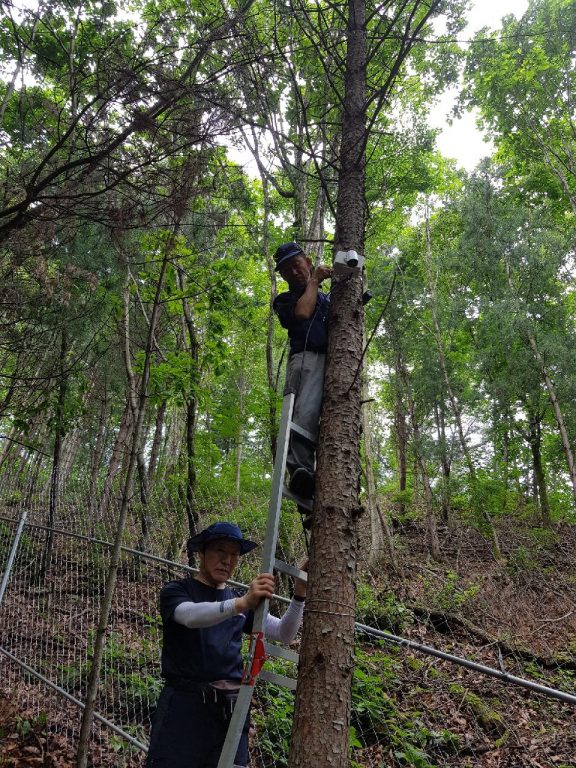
[
  {"xmin": 434, "ymin": 400, "xmax": 451, "ymax": 525},
  {"xmin": 234, "ymin": 371, "xmax": 246, "ymax": 501},
  {"xmin": 95, "ymin": 398, "xmax": 132, "ymax": 525},
  {"xmin": 245, "ymin": 125, "xmax": 279, "ymax": 463},
  {"xmin": 136, "ymin": 422, "xmax": 152, "ymax": 552},
  {"xmin": 362, "ymin": 379, "xmax": 397, "ymax": 571},
  {"xmin": 528, "ymin": 415, "xmax": 551, "ymax": 527},
  {"xmin": 175, "ymin": 263, "xmax": 200, "ymax": 563},
  {"xmin": 39, "ymin": 328, "xmax": 68, "ymax": 581},
  {"xmin": 399, "ymin": 363, "xmax": 442, "ymax": 562},
  {"xmin": 88, "ymin": 390, "xmax": 109, "ymax": 520},
  {"xmin": 0, "ymin": 426, "xmax": 17, "ymax": 473},
  {"xmin": 526, "ymin": 333, "xmax": 576, "ymax": 499},
  {"xmin": 121, "ymin": 269, "xmax": 154, "ymax": 551},
  {"xmin": 147, "ymin": 399, "xmax": 167, "ymax": 485},
  {"xmin": 393, "ymin": 352, "xmax": 408, "ymax": 519}
]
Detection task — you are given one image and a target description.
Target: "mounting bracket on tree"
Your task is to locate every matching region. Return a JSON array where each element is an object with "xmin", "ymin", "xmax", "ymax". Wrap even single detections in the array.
[{"xmin": 334, "ymin": 249, "xmax": 364, "ymax": 276}]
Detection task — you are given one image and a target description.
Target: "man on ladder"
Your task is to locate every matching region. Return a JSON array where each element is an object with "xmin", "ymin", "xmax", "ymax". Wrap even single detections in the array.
[
  {"xmin": 273, "ymin": 242, "xmax": 332, "ymax": 518},
  {"xmin": 146, "ymin": 521, "xmax": 307, "ymax": 768}
]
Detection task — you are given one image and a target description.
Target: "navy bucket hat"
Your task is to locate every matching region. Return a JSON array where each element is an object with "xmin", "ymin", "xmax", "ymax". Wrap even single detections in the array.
[
  {"xmin": 188, "ymin": 522, "xmax": 258, "ymax": 555},
  {"xmin": 274, "ymin": 242, "xmax": 305, "ymax": 271}
]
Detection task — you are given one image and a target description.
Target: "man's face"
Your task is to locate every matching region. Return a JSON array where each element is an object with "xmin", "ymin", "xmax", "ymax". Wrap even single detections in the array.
[
  {"xmin": 198, "ymin": 539, "xmax": 241, "ymax": 587},
  {"xmin": 279, "ymin": 254, "xmax": 312, "ymax": 288}
]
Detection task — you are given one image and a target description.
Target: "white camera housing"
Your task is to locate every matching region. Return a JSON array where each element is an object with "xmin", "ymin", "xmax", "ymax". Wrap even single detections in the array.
[{"xmin": 334, "ymin": 250, "xmax": 364, "ymax": 276}]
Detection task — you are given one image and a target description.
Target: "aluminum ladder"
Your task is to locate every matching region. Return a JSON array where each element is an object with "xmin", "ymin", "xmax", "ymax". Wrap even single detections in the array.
[{"xmin": 217, "ymin": 392, "xmax": 313, "ymax": 767}]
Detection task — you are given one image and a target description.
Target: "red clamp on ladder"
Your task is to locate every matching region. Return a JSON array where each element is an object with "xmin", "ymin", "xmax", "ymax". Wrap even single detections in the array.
[{"xmin": 242, "ymin": 631, "xmax": 266, "ymax": 686}]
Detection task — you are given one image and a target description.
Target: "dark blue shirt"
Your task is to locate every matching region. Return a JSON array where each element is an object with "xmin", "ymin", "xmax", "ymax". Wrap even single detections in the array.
[
  {"xmin": 160, "ymin": 578, "xmax": 254, "ymax": 683},
  {"xmin": 273, "ymin": 288, "xmax": 329, "ymax": 356}
]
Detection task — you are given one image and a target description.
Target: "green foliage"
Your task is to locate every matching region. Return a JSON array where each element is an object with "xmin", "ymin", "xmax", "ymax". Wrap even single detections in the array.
[
  {"xmin": 423, "ymin": 570, "xmax": 480, "ymax": 613},
  {"xmin": 462, "ymin": 0, "xmax": 576, "ymax": 213},
  {"xmin": 356, "ymin": 582, "xmax": 411, "ymax": 634},
  {"xmin": 252, "ymin": 681, "xmax": 294, "ymax": 768},
  {"xmin": 17, "ymin": 711, "xmax": 46, "ymax": 740},
  {"xmin": 352, "ymin": 647, "xmax": 459, "ymax": 766}
]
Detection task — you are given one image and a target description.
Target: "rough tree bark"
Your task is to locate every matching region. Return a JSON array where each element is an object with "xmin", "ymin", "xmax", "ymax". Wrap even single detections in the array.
[{"xmin": 289, "ymin": 1, "xmax": 366, "ymax": 764}]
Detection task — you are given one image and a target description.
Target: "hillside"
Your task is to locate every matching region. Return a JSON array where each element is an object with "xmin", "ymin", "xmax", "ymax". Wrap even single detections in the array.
[{"xmin": 1, "ymin": 517, "xmax": 574, "ymax": 767}]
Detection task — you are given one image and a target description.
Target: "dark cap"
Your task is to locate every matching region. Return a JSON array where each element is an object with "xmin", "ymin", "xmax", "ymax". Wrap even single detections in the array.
[
  {"xmin": 188, "ymin": 521, "xmax": 258, "ymax": 555},
  {"xmin": 274, "ymin": 242, "xmax": 305, "ymax": 271}
]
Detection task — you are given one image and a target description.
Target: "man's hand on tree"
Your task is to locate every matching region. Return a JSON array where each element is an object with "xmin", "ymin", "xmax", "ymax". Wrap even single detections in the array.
[{"xmin": 312, "ymin": 264, "xmax": 332, "ymax": 284}]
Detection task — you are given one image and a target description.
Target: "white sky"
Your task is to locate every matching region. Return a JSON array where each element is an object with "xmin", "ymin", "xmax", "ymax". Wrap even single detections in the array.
[{"xmin": 431, "ymin": 0, "xmax": 529, "ymax": 169}]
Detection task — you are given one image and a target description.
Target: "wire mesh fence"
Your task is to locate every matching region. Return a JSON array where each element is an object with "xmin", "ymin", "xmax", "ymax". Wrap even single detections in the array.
[{"xmin": 1, "ymin": 467, "xmax": 575, "ymax": 767}]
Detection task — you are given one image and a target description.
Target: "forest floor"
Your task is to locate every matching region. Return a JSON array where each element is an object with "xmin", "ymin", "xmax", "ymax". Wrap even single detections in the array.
[
  {"xmin": 354, "ymin": 517, "xmax": 576, "ymax": 768},
  {"xmin": 1, "ymin": 516, "xmax": 575, "ymax": 767}
]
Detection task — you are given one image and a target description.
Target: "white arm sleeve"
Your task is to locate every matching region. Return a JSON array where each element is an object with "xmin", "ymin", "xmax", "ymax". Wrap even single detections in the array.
[
  {"xmin": 173, "ymin": 598, "xmax": 238, "ymax": 628},
  {"xmin": 265, "ymin": 598, "xmax": 304, "ymax": 644}
]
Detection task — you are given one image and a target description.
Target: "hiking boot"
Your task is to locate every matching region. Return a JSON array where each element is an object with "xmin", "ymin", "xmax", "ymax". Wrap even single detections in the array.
[{"xmin": 289, "ymin": 467, "xmax": 315, "ymax": 499}]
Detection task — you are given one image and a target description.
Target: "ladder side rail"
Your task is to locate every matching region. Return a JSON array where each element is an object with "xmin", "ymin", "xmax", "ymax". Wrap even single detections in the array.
[
  {"xmin": 216, "ymin": 393, "xmax": 295, "ymax": 768},
  {"xmin": 252, "ymin": 392, "xmax": 295, "ymax": 632}
]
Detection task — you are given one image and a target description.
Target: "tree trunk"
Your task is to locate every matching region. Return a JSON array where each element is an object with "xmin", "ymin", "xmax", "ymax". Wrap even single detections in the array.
[
  {"xmin": 234, "ymin": 371, "xmax": 247, "ymax": 501},
  {"xmin": 59, "ymin": 427, "xmax": 81, "ymax": 484},
  {"xmin": 289, "ymin": 2, "xmax": 365, "ymax": 765},
  {"xmin": 147, "ymin": 399, "xmax": 167, "ymax": 485},
  {"xmin": 95, "ymin": 397, "xmax": 132, "ymax": 526},
  {"xmin": 362, "ymin": 385, "xmax": 397, "ymax": 571},
  {"xmin": 399, "ymin": 363, "xmax": 442, "ymax": 562},
  {"xmin": 434, "ymin": 400, "xmax": 451, "ymax": 525},
  {"xmin": 39, "ymin": 328, "xmax": 68, "ymax": 581},
  {"xmin": 136, "ymin": 422, "xmax": 152, "ymax": 552},
  {"xmin": 176, "ymin": 264, "xmax": 200, "ymax": 563},
  {"xmin": 245, "ymin": 126, "xmax": 279, "ymax": 464},
  {"xmin": 528, "ymin": 414, "xmax": 551, "ymax": 527},
  {"xmin": 393, "ymin": 351, "xmax": 408, "ymax": 519},
  {"xmin": 88, "ymin": 389, "xmax": 109, "ymax": 520},
  {"xmin": 526, "ymin": 332, "xmax": 576, "ymax": 500}
]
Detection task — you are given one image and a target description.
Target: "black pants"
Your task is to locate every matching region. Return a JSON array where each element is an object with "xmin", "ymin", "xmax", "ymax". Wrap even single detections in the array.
[{"xmin": 146, "ymin": 686, "xmax": 249, "ymax": 768}]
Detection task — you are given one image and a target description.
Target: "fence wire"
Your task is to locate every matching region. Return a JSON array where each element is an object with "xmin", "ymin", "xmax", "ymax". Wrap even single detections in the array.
[{"xmin": 0, "ymin": 468, "xmax": 574, "ymax": 768}]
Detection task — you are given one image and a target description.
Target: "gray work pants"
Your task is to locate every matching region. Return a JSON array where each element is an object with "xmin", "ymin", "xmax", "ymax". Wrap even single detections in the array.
[{"xmin": 283, "ymin": 351, "xmax": 325, "ymax": 476}]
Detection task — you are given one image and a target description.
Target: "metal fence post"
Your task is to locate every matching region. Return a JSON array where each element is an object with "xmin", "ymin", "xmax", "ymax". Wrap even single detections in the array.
[{"xmin": 0, "ymin": 508, "xmax": 29, "ymax": 608}]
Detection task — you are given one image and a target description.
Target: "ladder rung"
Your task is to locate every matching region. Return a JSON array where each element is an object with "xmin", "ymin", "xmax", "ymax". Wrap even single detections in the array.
[
  {"xmin": 260, "ymin": 669, "xmax": 297, "ymax": 690},
  {"xmin": 264, "ymin": 641, "xmax": 300, "ymax": 664},
  {"xmin": 289, "ymin": 421, "xmax": 317, "ymax": 444},
  {"xmin": 274, "ymin": 558, "xmax": 308, "ymax": 582},
  {"xmin": 282, "ymin": 487, "xmax": 313, "ymax": 511}
]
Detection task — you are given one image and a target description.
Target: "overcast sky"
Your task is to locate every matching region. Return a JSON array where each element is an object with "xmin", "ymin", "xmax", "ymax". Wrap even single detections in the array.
[{"xmin": 432, "ymin": 0, "xmax": 529, "ymax": 169}]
